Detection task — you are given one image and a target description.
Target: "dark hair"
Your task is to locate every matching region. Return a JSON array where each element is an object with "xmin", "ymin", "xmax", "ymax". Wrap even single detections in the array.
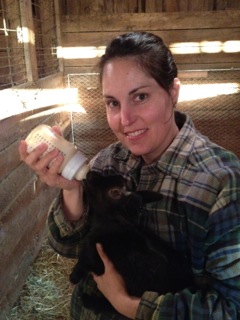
[{"xmin": 98, "ymin": 32, "xmax": 177, "ymax": 93}]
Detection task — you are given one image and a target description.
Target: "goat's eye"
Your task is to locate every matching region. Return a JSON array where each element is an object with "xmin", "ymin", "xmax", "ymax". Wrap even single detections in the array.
[{"xmin": 108, "ymin": 188, "xmax": 123, "ymax": 199}]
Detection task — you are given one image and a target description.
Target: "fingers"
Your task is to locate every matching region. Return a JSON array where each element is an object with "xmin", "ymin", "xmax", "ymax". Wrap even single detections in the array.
[
  {"xmin": 95, "ymin": 243, "xmax": 114, "ymax": 271},
  {"xmin": 20, "ymin": 140, "xmax": 59, "ymax": 173},
  {"xmin": 19, "ymin": 139, "xmax": 79, "ymax": 190},
  {"xmin": 19, "ymin": 140, "xmax": 30, "ymax": 161},
  {"xmin": 96, "ymin": 243, "xmax": 107, "ymax": 262},
  {"xmin": 51, "ymin": 125, "xmax": 63, "ymax": 136}
]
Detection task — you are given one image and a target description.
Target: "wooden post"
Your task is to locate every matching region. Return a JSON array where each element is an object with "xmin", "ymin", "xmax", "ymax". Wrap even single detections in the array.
[
  {"xmin": 19, "ymin": 0, "xmax": 38, "ymax": 82},
  {"xmin": 54, "ymin": 0, "xmax": 64, "ymax": 73}
]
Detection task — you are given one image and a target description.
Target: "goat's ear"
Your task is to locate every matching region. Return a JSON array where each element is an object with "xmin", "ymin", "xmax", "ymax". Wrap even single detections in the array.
[{"xmin": 136, "ymin": 191, "xmax": 162, "ymax": 203}]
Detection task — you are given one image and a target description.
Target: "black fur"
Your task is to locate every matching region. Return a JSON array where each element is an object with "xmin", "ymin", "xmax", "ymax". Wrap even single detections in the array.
[{"xmin": 69, "ymin": 171, "xmax": 195, "ymax": 314}]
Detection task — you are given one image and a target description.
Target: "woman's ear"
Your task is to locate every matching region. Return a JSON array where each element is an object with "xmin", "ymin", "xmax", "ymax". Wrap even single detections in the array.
[{"xmin": 170, "ymin": 78, "xmax": 180, "ymax": 105}]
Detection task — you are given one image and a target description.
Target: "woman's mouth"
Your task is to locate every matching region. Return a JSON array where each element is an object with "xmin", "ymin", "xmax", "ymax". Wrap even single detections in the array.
[{"xmin": 125, "ymin": 129, "xmax": 148, "ymax": 139}]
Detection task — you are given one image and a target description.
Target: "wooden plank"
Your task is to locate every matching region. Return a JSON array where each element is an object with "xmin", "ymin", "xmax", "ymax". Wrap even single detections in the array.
[
  {"xmin": 91, "ymin": 0, "xmax": 106, "ymax": 14},
  {"xmin": 67, "ymin": 0, "xmax": 78, "ymax": 14},
  {"xmin": 59, "ymin": 0, "xmax": 67, "ymax": 14},
  {"xmin": 0, "ymin": 181, "xmax": 56, "ymax": 260},
  {"xmin": 61, "ymin": 26, "xmax": 240, "ymax": 72},
  {"xmin": 78, "ymin": 0, "xmax": 91, "ymax": 14},
  {"xmin": 54, "ymin": 0, "xmax": 64, "ymax": 72},
  {"xmin": 61, "ymin": 10, "xmax": 240, "ymax": 32},
  {"xmin": 173, "ymin": 52, "xmax": 240, "ymax": 64},
  {"xmin": 203, "ymin": 0, "xmax": 215, "ymax": 10},
  {"xmin": 227, "ymin": 0, "xmax": 240, "ymax": 8},
  {"xmin": 0, "ymin": 189, "xmax": 54, "ymax": 314},
  {"xmin": 113, "ymin": 0, "xmax": 139, "ymax": 13},
  {"xmin": 19, "ymin": 0, "xmax": 38, "ymax": 82},
  {"xmin": 163, "ymin": 0, "xmax": 179, "ymax": 12},
  {"xmin": 215, "ymin": 0, "xmax": 228, "ymax": 9},
  {"xmin": 64, "ymin": 61, "xmax": 240, "ymax": 73},
  {"xmin": 188, "ymin": 0, "xmax": 203, "ymax": 10},
  {"xmin": 176, "ymin": 61, "xmax": 240, "ymax": 70},
  {"xmin": 105, "ymin": 0, "xmax": 114, "ymax": 13},
  {"xmin": 178, "ymin": 0, "xmax": 189, "ymax": 11},
  {"xmin": 62, "ymin": 28, "xmax": 240, "ymax": 47},
  {"xmin": 63, "ymin": 51, "xmax": 240, "ymax": 68},
  {"xmin": 145, "ymin": 0, "xmax": 163, "ymax": 12},
  {"xmin": 0, "ymin": 217, "xmax": 47, "ymax": 314}
]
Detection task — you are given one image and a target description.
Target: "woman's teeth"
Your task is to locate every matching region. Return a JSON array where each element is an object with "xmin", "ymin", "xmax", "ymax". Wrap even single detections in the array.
[{"xmin": 126, "ymin": 129, "xmax": 146, "ymax": 137}]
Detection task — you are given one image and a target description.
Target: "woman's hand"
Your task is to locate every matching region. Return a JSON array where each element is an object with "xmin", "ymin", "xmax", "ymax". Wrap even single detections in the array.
[
  {"xmin": 19, "ymin": 126, "xmax": 85, "ymax": 221},
  {"xmin": 92, "ymin": 244, "xmax": 140, "ymax": 319},
  {"xmin": 19, "ymin": 126, "xmax": 79, "ymax": 190}
]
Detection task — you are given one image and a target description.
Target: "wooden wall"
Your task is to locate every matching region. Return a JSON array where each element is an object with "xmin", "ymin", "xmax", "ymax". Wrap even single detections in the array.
[
  {"xmin": 60, "ymin": 0, "xmax": 240, "ymax": 14},
  {"xmin": 0, "ymin": 0, "xmax": 69, "ymax": 317},
  {"xmin": 0, "ymin": 73, "xmax": 72, "ymax": 318},
  {"xmin": 61, "ymin": 9, "xmax": 240, "ymax": 74}
]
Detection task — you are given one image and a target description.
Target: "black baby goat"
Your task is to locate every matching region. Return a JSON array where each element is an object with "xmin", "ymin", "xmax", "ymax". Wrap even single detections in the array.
[{"xmin": 69, "ymin": 171, "xmax": 195, "ymax": 314}]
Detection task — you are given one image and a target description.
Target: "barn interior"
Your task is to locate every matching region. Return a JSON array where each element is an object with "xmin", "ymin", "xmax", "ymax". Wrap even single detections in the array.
[{"xmin": 0, "ymin": 0, "xmax": 240, "ymax": 318}]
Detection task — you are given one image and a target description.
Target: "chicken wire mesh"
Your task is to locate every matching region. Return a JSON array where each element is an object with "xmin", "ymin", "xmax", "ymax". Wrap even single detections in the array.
[
  {"xmin": 67, "ymin": 73, "xmax": 117, "ymax": 160},
  {"xmin": 0, "ymin": 0, "xmax": 59, "ymax": 89},
  {"xmin": 32, "ymin": 0, "xmax": 59, "ymax": 79},
  {"xmin": 178, "ymin": 69, "xmax": 240, "ymax": 158},
  {"xmin": 0, "ymin": 0, "xmax": 26, "ymax": 89},
  {"xmin": 67, "ymin": 70, "xmax": 240, "ymax": 160}
]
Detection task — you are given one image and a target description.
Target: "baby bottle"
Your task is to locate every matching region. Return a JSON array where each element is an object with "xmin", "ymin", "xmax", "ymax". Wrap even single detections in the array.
[{"xmin": 25, "ymin": 124, "xmax": 89, "ymax": 180}]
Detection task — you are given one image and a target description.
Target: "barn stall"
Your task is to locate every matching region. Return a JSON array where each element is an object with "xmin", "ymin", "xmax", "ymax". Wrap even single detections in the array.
[{"xmin": 0, "ymin": 0, "xmax": 240, "ymax": 318}]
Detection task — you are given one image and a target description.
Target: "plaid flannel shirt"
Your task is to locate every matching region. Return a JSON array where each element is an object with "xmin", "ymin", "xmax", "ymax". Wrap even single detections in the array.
[{"xmin": 48, "ymin": 111, "xmax": 240, "ymax": 320}]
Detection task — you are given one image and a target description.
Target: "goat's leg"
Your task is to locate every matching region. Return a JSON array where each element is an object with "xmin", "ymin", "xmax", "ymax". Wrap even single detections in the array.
[
  {"xmin": 70, "ymin": 260, "xmax": 87, "ymax": 284},
  {"xmin": 82, "ymin": 293, "xmax": 117, "ymax": 314}
]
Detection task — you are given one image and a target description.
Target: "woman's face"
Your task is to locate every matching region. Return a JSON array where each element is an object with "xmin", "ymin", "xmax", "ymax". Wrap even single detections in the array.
[{"xmin": 102, "ymin": 58, "xmax": 180, "ymax": 164}]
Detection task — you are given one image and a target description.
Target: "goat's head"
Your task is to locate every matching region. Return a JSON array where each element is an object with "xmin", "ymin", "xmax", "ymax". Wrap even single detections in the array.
[{"xmin": 83, "ymin": 171, "xmax": 161, "ymax": 220}]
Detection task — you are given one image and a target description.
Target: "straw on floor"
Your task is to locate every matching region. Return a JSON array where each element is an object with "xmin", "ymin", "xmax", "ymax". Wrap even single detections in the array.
[{"xmin": 9, "ymin": 238, "xmax": 76, "ymax": 320}]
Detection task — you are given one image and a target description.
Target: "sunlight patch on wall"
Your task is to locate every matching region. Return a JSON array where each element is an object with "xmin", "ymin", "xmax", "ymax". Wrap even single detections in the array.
[
  {"xmin": 56, "ymin": 40, "xmax": 240, "ymax": 60},
  {"xmin": 0, "ymin": 88, "xmax": 86, "ymax": 120},
  {"xmin": 57, "ymin": 46, "xmax": 106, "ymax": 59},
  {"xmin": 179, "ymin": 83, "xmax": 239, "ymax": 102},
  {"xmin": 170, "ymin": 41, "xmax": 240, "ymax": 54}
]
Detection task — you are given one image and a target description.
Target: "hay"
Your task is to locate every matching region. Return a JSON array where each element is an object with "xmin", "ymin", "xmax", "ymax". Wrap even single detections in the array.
[{"xmin": 8, "ymin": 238, "xmax": 76, "ymax": 320}]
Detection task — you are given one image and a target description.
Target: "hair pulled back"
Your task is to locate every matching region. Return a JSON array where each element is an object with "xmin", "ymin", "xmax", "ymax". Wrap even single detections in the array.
[{"xmin": 98, "ymin": 32, "xmax": 178, "ymax": 93}]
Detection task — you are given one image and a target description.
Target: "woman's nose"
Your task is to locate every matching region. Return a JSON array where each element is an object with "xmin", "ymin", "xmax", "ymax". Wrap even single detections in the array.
[{"xmin": 120, "ymin": 105, "xmax": 135, "ymax": 127}]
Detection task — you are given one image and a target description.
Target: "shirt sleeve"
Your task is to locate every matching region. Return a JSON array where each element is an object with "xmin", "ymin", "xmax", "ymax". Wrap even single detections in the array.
[
  {"xmin": 47, "ymin": 191, "xmax": 90, "ymax": 259},
  {"xmin": 136, "ymin": 177, "xmax": 240, "ymax": 319}
]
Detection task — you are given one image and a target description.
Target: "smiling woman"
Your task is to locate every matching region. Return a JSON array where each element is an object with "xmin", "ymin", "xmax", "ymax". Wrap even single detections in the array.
[{"xmin": 102, "ymin": 58, "xmax": 180, "ymax": 164}]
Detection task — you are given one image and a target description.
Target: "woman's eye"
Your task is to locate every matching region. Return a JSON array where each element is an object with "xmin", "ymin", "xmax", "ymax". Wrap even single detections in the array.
[
  {"xmin": 106, "ymin": 100, "xmax": 119, "ymax": 109},
  {"xmin": 135, "ymin": 93, "xmax": 147, "ymax": 102}
]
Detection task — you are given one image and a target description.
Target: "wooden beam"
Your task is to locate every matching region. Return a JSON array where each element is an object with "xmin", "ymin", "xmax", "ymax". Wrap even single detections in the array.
[
  {"xmin": 62, "ymin": 28, "xmax": 240, "ymax": 46},
  {"xmin": 54, "ymin": 0, "xmax": 64, "ymax": 72},
  {"xmin": 19, "ymin": 0, "xmax": 38, "ymax": 82},
  {"xmin": 61, "ymin": 10, "xmax": 240, "ymax": 32}
]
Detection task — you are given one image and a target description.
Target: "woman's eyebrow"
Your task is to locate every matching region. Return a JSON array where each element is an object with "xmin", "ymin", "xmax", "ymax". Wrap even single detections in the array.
[
  {"xmin": 103, "ymin": 94, "xmax": 115, "ymax": 99},
  {"xmin": 103, "ymin": 85, "xmax": 150, "ymax": 99},
  {"xmin": 129, "ymin": 85, "xmax": 149, "ymax": 95}
]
